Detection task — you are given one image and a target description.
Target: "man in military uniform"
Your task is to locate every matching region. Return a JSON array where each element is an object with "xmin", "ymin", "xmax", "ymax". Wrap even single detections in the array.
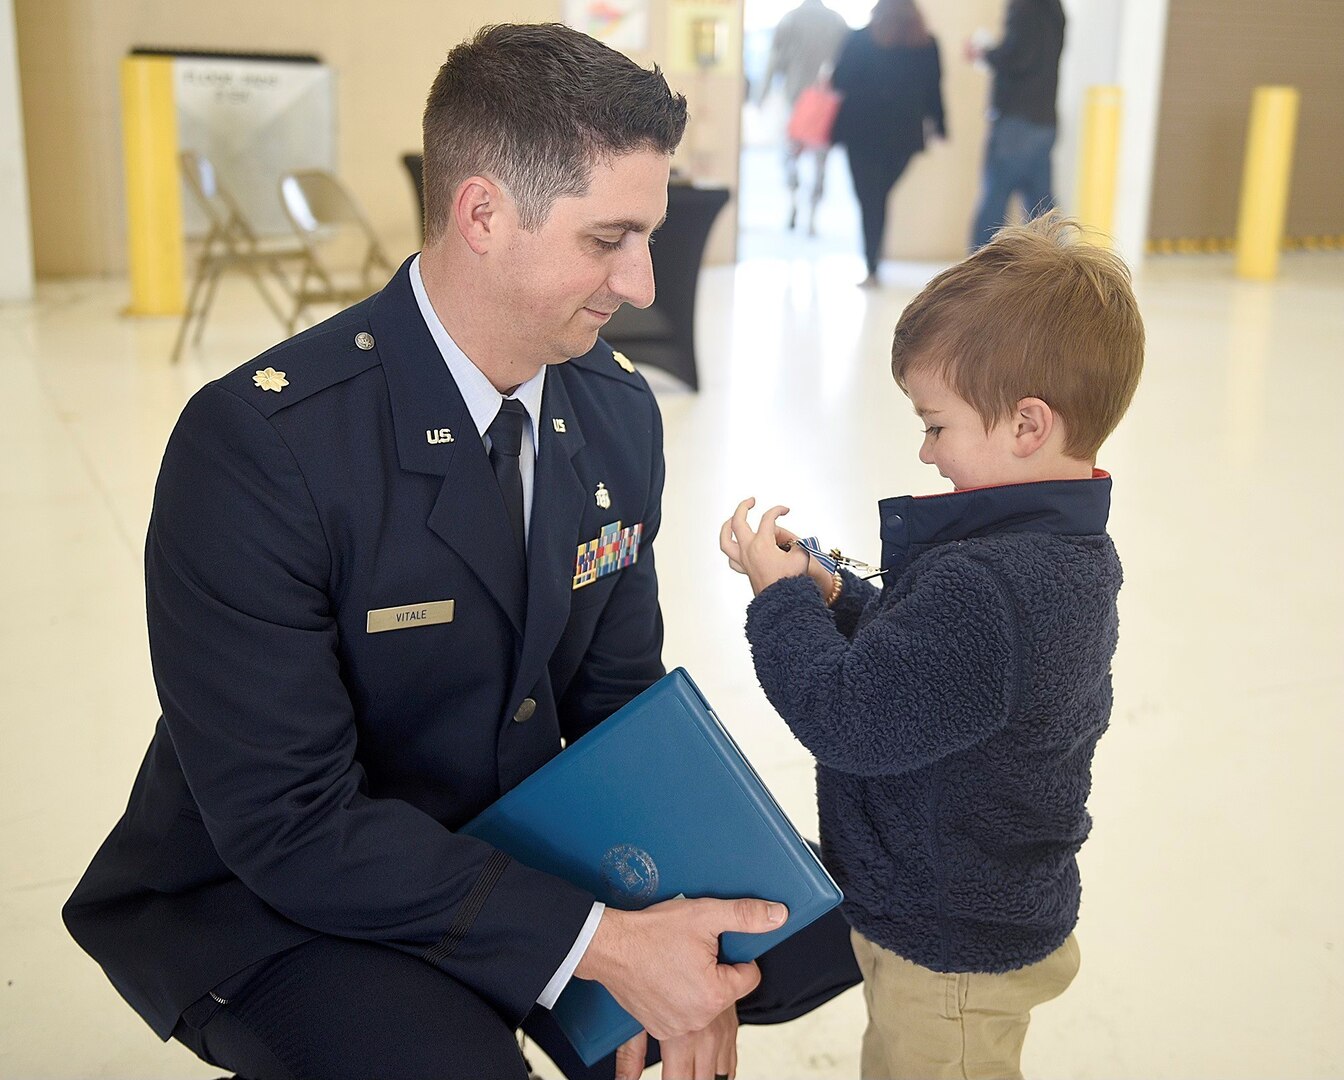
[{"xmin": 65, "ymin": 22, "xmax": 858, "ymax": 1080}]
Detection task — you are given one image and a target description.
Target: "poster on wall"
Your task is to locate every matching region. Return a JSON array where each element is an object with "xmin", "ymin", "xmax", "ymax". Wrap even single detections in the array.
[
  {"xmin": 667, "ymin": 0, "xmax": 740, "ymax": 75},
  {"xmin": 173, "ymin": 54, "xmax": 335, "ymax": 238},
  {"xmin": 565, "ymin": 0, "xmax": 650, "ymax": 53}
]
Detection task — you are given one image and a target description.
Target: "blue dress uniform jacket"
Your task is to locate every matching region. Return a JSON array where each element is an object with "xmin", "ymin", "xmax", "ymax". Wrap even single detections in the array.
[{"xmin": 63, "ymin": 258, "xmax": 667, "ymax": 1040}]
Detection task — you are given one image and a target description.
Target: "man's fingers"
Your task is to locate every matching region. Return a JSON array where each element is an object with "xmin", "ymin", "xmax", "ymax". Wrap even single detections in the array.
[
  {"xmin": 615, "ymin": 1031, "xmax": 648, "ymax": 1080},
  {"xmin": 716, "ymin": 959, "xmax": 763, "ymax": 1003},
  {"xmin": 697, "ymin": 897, "xmax": 788, "ymax": 934}
]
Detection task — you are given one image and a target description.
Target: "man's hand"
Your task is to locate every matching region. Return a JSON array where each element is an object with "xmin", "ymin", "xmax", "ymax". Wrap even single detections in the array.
[
  {"xmin": 719, "ymin": 498, "xmax": 809, "ymax": 596},
  {"xmin": 615, "ymin": 1005, "xmax": 739, "ymax": 1080},
  {"xmin": 574, "ymin": 896, "xmax": 786, "ymax": 1044}
]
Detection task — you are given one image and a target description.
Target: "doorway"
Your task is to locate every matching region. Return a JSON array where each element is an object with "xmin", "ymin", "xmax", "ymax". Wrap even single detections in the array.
[{"xmin": 738, "ymin": 0, "xmax": 872, "ymax": 262}]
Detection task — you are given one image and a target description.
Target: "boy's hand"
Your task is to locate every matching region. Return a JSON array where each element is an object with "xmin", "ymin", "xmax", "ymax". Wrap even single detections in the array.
[{"xmin": 719, "ymin": 498, "xmax": 810, "ymax": 596}]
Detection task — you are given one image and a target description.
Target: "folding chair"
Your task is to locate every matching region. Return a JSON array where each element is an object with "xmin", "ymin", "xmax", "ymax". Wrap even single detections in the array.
[
  {"xmin": 278, "ymin": 169, "xmax": 395, "ymax": 332},
  {"xmin": 173, "ymin": 150, "xmax": 303, "ymax": 363}
]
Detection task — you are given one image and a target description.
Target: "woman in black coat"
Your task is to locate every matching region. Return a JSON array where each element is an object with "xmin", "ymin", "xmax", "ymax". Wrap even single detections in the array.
[{"xmin": 831, "ymin": 0, "xmax": 946, "ymax": 285}]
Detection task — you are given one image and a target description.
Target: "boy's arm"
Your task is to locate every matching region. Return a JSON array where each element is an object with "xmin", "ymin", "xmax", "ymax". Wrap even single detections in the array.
[
  {"xmin": 744, "ymin": 554, "xmax": 1018, "ymax": 776},
  {"xmin": 829, "ymin": 569, "xmax": 877, "ymax": 639}
]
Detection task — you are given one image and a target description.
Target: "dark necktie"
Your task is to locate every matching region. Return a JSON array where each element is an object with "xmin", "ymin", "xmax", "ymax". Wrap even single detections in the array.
[{"xmin": 488, "ymin": 397, "xmax": 527, "ymax": 559}]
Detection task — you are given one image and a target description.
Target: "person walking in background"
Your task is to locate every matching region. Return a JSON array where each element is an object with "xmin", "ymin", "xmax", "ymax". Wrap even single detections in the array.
[
  {"xmin": 965, "ymin": 0, "xmax": 1066, "ymax": 250},
  {"xmin": 831, "ymin": 0, "xmax": 946, "ymax": 287},
  {"xmin": 758, "ymin": 0, "xmax": 850, "ymax": 233}
]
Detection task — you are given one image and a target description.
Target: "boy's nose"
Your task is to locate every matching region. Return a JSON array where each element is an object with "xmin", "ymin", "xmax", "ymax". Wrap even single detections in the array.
[{"xmin": 918, "ymin": 441, "xmax": 935, "ymax": 466}]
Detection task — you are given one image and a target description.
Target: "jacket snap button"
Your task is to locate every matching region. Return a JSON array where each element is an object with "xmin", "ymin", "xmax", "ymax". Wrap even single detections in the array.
[{"xmin": 513, "ymin": 697, "xmax": 537, "ymax": 723}]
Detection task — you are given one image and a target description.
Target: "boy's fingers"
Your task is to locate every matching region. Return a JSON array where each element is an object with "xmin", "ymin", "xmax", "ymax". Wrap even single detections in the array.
[
  {"xmin": 718, "ymin": 517, "xmax": 736, "ymax": 555},
  {"xmin": 757, "ymin": 506, "xmax": 790, "ymax": 541},
  {"xmin": 730, "ymin": 498, "xmax": 757, "ymax": 543}
]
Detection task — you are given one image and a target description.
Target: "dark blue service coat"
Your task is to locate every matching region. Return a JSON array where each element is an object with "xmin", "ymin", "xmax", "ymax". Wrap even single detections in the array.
[{"xmin": 64, "ymin": 258, "xmax": 667, "ymax": 1039}]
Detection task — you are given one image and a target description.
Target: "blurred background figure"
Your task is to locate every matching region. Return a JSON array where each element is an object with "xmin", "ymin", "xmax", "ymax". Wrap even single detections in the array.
[
  {"xmin": 965, "ymin": 0, "xmax": 1066, "ymax": 250},
  {"xmin": 831, "ymin": 0, "xmax": 945, "ymax": 286},
  {"xmin": 757, "ymin": 0, "xmax": 849, "ymax": 234}
]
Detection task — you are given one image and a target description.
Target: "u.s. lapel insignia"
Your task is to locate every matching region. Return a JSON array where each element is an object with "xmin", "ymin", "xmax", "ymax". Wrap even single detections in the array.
[
  {"xmin": 573, "ymin": 520, "xmax": 643, "ymax": 589},
  {"xmin": 553, "ymin": 418, "xmax": 567, "ymax": 433},
  {"xmin": 253, "ymin": 366, "xmax": 288, "ymax": 393},
  {"xmin": 612, "ymin": 350, "xmax": 635, "ymax": 374},
  {"xmin": 594, "ymin": 482, "xmax": 611, "ymax": 510},
  {"xmin": 426, "ymin": 427, "xmax": 453, "ymax": 445}
]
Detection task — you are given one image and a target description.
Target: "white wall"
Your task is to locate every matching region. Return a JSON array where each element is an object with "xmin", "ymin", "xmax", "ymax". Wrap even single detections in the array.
[
  {"xmin": 1055, "ymin": 0, "xmax": 1122, "ymax": 220},
  {"xmin": 0, "ymin": 0, "xmax": 34, "ymax": 300},
  {"xmin": 1057, "ymin": 0, "xmax": 1168, "ymax": 272}
]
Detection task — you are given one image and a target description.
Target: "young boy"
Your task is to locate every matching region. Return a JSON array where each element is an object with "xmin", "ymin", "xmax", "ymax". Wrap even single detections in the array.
[{"xmin": 720, "ymin": 213, "xmax": 1143, "ymax": 1080}]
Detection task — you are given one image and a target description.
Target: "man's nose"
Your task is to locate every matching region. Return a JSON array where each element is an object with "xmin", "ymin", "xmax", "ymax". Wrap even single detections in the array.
[{"xmin": 610, "ymin": 241, "xmax": 656, "ymax": 310}]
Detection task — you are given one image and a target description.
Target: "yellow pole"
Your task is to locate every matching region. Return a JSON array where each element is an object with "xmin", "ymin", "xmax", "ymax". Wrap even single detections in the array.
[
  {"xmin": 121, "ymin": 55, "xmax": 184, "ymax": 315},
  {"xmin": 1235, "ymin": 85, "xmax": 1299, "ymax": 281},
  {"xmin": 1076, "ymin": 85, "xmax": 1122, "ymax": 245}
]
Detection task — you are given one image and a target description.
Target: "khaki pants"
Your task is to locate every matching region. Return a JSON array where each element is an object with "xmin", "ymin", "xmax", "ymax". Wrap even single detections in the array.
[{"xmin": 850, "ymin": 929, "xmax": 1080, "ymax": 1080}]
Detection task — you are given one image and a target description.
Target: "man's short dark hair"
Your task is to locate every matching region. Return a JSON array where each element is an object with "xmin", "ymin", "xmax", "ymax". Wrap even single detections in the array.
[{"xmin": 422, "ymin": 23, "xmax": 689, "ymax": 238}]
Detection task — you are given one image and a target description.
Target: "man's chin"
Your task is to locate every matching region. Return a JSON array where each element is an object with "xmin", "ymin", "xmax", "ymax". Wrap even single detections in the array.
[{"xmin": 549, "ymin": 332, "xmax": 602, "ymax": 363}]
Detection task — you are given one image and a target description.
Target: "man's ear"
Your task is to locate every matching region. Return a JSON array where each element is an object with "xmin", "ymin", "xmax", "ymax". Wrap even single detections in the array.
[
  {"xmin": 1011, "ymin": 397, "xmax": 1054, "ymax": 458},
  {"xmin": 453, "ymin": 176, "xmax": 504, "ymax": 255}
]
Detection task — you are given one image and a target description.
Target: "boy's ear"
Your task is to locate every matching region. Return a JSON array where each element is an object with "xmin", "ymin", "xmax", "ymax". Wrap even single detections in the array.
[
  {"xmin": 1011, "ymin": 397, "xmax": 1054, "ymax": 458},
  {"xmin": 453, "ymin": 176, "xmax": 505, "ymax": 255}
]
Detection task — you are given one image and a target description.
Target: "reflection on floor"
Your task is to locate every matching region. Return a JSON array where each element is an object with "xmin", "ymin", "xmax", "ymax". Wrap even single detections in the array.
[{"xmin": 2, "ymin": 249, "xmax": 1342, "ymax": 1078}]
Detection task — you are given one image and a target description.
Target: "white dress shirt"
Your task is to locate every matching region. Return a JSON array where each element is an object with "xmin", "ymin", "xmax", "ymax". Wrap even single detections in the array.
[{"xmin": 409, "ymin": 254, "xmax": 605, "ymax": 1009}]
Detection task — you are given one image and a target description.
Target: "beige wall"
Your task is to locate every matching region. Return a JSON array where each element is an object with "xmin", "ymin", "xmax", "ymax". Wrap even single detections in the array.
[
  {"xmin": 15, "ymin": 0, "xmax": 744, "ymax": 277},
  {"xmin": 1150, "ymin": 0, "xmax": 1344, "ymax": 242}
]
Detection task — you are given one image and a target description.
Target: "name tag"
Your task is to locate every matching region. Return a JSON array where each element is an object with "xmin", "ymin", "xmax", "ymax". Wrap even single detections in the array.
[{"xmin": 366, "ymin": 599, "xmax": 455, "ymax": 634}]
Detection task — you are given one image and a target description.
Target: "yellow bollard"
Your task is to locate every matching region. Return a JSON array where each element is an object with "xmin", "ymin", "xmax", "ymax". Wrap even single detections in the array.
[
  {"xmin": 1075, "ymin": 85, "xmax": 1122, "ymax": 245},
  {"xmin": 1235, "ymin": 85, "xmax": 1299, "ymax": 281},
  {"xmin": 121, "ymin": 55, "xmax": 184, "ymax": 315}
]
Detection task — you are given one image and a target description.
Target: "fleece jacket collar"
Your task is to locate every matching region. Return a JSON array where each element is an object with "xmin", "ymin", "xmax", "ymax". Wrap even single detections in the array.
[{"xmin": 878, "ymin": 469, "xmax": 1112, "ymax": 575}]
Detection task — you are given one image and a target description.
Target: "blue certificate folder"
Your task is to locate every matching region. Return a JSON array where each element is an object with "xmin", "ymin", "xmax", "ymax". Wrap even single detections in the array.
[{"xmin": 460, "ymin": 668, "xmax": 842, "ymax": 1065}]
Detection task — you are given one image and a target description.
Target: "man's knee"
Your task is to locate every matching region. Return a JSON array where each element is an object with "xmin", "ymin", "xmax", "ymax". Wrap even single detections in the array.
[{"xmin": 739, "ymin": 906, "xmax": 861, "ymax": 1025}]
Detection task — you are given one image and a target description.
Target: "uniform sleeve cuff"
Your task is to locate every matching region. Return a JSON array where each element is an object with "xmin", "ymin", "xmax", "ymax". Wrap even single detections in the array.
[{"xmin": 536, "ymin": 901, "xmax": 606, "ymax": 1009}]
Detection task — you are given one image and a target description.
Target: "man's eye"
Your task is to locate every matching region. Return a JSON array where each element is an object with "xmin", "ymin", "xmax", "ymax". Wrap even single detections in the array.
[{"xmin": 594, "ymin": 236, "xmax": 623, "ymax": 252}]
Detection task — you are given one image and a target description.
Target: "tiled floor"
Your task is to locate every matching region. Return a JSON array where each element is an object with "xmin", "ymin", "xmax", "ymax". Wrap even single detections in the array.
[{"xmin": 2, "ymin": 247, "xmax": 1341, "ymax": 1078}]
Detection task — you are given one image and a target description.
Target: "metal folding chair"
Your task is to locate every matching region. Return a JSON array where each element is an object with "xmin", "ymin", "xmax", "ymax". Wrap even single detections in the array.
[
  {"xmin": 173, "ymin": 150, "xmax": 303, "ymax": 363},
  {"xmin": 278, "ymin": 169, "xmax": 395, "ymax": 333}
]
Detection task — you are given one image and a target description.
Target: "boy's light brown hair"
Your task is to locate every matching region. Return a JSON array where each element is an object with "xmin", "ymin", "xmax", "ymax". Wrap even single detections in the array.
[{"xmin": 891, "ymin": 213, "xmax": 1144, "ymax": 460}]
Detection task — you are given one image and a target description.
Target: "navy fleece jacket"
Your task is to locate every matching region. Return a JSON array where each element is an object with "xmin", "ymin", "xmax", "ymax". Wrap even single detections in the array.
[{"xmin": 745, "ymin": 473, "xmax": 1120, "ymax": 973}]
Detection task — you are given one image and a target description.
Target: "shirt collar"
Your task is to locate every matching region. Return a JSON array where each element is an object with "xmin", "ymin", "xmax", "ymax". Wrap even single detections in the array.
[
  {"xmin": 409, "ymin": 253, "xmax": 544, "ymax": 450},
  {"xmin": 877, "ymin": 470, "xmax": 1113, "ymax": 571}
]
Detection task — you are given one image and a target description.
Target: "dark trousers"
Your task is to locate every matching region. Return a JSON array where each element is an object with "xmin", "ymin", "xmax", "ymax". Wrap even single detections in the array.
[
  {"xmin": 846, "ymin": 146, "xmax": 916, "ymax": 275},
  {"xmin": 970, "ymin": 114, "xmax": 1057, "ymax": 251},
  {"xmin": 171, "ymin": 906, "xmax": 861, "ymax": 1080}
]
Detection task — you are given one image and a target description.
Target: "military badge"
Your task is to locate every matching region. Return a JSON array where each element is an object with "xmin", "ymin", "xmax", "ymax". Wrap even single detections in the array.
[
  {"xmin": 252, "ymin": 366, "xmax": 288, "ymax": 393},
  {"xmin": 573, "ymin": 520, "xmax": 643, "ymax": 590}
]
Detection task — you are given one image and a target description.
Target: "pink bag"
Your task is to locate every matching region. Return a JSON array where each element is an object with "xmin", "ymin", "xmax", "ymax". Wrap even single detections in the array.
[{"xmin": 787, "ymin": 82, "xmax": 842, "ymax": 149}]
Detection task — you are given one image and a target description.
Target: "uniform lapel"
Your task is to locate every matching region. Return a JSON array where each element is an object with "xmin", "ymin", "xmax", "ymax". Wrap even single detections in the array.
[
  {"xmin": 510, "ymin": 368, "xmax": 587, "ymax": 709},
  {"xmin": 369, "ymin": 259, "xmax": 525, "ymax": 632}
]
